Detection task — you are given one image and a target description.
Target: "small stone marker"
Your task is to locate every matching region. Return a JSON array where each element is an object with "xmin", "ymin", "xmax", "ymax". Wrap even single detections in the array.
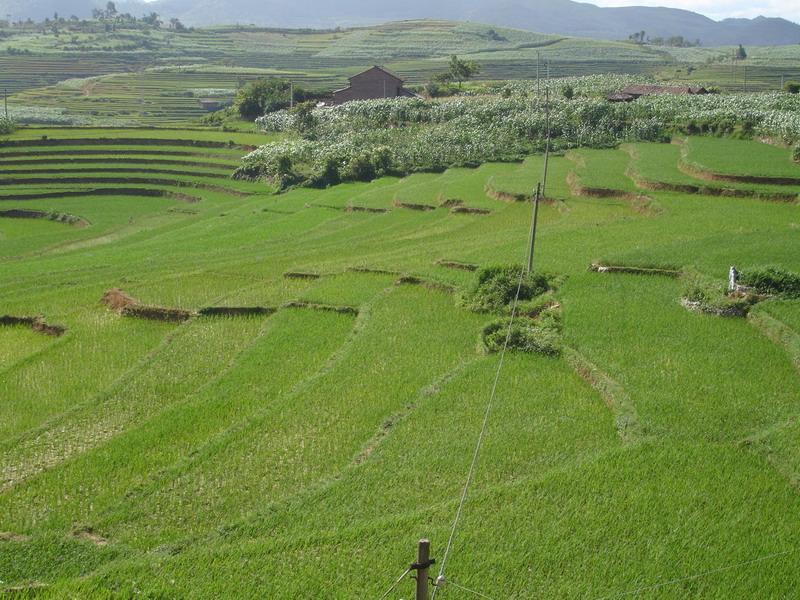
[{"xmin": 728, "ymin": 265, "xmax": 739, "ymax": 293}]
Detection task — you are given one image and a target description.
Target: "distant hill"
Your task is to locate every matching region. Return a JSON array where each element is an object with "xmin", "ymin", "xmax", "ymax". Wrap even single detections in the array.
[{"xmin": 2, "ymin": 0, "xmax": 799, "ymax": 46}]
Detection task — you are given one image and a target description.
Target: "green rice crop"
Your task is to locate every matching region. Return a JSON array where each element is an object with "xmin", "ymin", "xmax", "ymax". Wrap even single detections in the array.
[{"xmin": 1, "ymin": 127, "xmax": 799, "ymax": 597}]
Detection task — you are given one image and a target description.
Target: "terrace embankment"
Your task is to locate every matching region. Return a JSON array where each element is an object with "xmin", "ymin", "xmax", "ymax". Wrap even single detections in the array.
[
  {"xmin": 590, "ymin": 263, "xmax": 681, "ymax": 278},
  {"xmin": 0, "ymin": 208, "xmax": 89, "ymax": 227},
  {"xmin": 0, "ymin": 188, "xmax": 201, "ymax": 204},
  {"xmin": 0, "ymin": 315, "xmax": 67, "ymax": 337}
]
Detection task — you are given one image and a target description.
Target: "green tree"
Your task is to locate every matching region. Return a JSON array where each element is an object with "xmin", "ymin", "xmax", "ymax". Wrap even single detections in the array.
[
  {"xmin": 562, "ymin": 84, "xmax": 575, "ymax": 100},
  {"xmin": 236, "ymin": 78, "xmax": 313, "ymax": 119},
  {"xmin": 448, "ymin": 55, "xmax": 481, "ymax": 88},
  {"xmin": 736, "ymin": 44, "xmax": 747, "ymax": 60}
]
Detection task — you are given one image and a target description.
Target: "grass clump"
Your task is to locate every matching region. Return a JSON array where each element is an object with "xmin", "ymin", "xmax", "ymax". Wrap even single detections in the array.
[
  {"xmin": 739, "ymin": 267, "xmax": 800, "ymax": 298},
  {"xmin": 482, "ymin": 315, "xmax": 562, "ymax": 356},
  {"xmin": 460, "ymin": 265, "xmax": 554, "ymax": 313},
  {"xmin": 792, "ymin": 144, "xmax": 800, "ymax": 163}
]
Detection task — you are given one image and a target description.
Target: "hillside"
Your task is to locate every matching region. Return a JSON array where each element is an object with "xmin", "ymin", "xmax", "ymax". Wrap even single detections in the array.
[
  {"xmin": 2, "ymin": 0, "xmax": 799, "ymax": 46},
  {"xmin": 1, "ymin": 124, "xmax": 799, "ymax": 597}
]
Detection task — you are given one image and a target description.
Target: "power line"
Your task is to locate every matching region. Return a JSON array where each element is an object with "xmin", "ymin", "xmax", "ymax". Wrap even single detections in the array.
[
  {"xmin": 444, "ymin": 579, "xmax": 497, "ymax": 599},
  {"xmin": 378, "ymin": 567, "xmax": 412, "ymax": 600},
  {"xmin": 432, "ymin": 210, "xmax": 535, "ymax": 597},
  {"xmin": 593, "ymin": 548, "xmax": 796, "ymax": 600}
]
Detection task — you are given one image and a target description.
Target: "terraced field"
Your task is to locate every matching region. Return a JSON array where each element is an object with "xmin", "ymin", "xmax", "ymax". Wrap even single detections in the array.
[{"xmin": 1, "ymin": 128, "xmax": 799, "ymax": 598}]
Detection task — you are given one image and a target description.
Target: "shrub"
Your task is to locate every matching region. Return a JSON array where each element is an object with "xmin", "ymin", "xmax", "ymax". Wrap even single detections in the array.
[
  {"xmin": 739, "ymin": 267, "xmax": 800, "ymax": 298},
  {"xmin": 461, "ymin": 265, "xmax": 553, "ymax": 313},
  {"xmin": 481, "ymin": 317, "xmax": 561, "ymax": 356},
  {"xmin": 793, "ymin": 145, "xmax": 800, "ymax": 163},
  {"xmin": 784, "ymin": 81, "xmax": 800, "ymax": 94},
  {"xmin": 0, "ymin": 116, "xmax": 17, "ymax": 135}
]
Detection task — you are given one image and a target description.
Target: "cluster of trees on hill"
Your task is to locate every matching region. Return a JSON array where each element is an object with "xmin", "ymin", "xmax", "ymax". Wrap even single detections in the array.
[
  {"xmin": 0, "ymin": 3, "xmax": 188, "ymax": 35},
  {"xmin": 628, "ymin": 31, "xmax": 701, "ymax": 48}
]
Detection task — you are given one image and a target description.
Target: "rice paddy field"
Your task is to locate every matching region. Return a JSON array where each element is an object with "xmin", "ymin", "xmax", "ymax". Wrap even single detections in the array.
[
  {"xmin": 1, "ymin": 125, "xmax": 799, "ymax": 598},
  {"xmin": 8, "ymin": 18, "xmax": 800, "ymax": 126}
]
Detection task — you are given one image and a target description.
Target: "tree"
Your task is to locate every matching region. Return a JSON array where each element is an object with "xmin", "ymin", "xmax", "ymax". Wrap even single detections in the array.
[
  {"xmin": 169, "ymin": 17, "xmax": 186, "ymax": 32},
  {"xmin": 235, "ymin": 78, "xmax": 315, "ymax": 119},
  {"xmin": 562, "ymin": 84, "xmax": 575, "ymax": 100},
  {"xmin": 736, "ymin": 44, "xmax": 747, "ymax": 60},
  {"xmin": 105, "ymin": 2, "xmax": 117, "ymax": 19},
  {"xmin": 448, "ymin": 55, "xmax": 481, "ymax": 88},
  {"xmin": 142, "ymin": 12, "xmax": 161, "ymax": 28}
]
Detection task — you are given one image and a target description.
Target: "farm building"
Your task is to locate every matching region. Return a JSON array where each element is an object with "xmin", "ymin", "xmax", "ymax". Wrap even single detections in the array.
[
  {"xmin": 332, "ymin": 66, "xmax": 419, "ymax": 104},
  {"xmin": 608, "ymin": 84, "xmax": 709, "ymax": 102}
]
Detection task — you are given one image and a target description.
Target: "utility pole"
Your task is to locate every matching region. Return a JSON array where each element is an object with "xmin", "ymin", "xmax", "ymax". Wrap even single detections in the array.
[
  {"xmin": 3, "ymin": 88, "xmax": 8, "ymax": 119},
  {"xmin": 289, "ymin": 81, "xmax": 294, "ymax": 109},
  {"xmin": 536, "ymin": 51, "xmax": 540, "ymax": 96},
  {"xmin": 413, "ymin": 539, "xmax": 434, "ymax": 600},
  {"xmin": 743, "ymin": 63, "xmax": 747, "ymax": 93},
  {"xmin": 527, "ymin": 183, "xmax": 541, "ymax": 274},
  {"xmin": 781, "ymin": 74, "xmax": 785, "ymax": 90},
  {"xmin": 542, "ymin": 85, "xmax": 551, "ymax": 196}
]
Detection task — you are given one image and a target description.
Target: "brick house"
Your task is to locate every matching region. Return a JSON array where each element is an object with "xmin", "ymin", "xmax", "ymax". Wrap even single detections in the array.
[{"xmin": 332, "ymin": 66, "xmax": 419, "ymax": 105}]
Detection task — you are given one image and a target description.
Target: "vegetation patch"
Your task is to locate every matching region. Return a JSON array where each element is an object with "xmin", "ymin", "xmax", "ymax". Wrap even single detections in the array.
[
  {"xmin": 739, "ymin": 267, "xmax": 800, "ymax": 298},
  {"xmin": 681, "ymin": 271, "xmax": 759, "ymax": 318},
  {"xmin": 481, "ymin": 313, "xmax": 561, "ymax": 356},
  {"xmin": 460, "ymin": 265, "xmax": 556, "ymax": 313}
]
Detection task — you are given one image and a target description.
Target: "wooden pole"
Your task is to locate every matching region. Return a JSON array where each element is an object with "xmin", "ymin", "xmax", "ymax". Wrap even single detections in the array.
[
  {"xmin": 3, "ymin": 88, "xmax": 7, "ymax": 119},
  {"xmin": 527, "ymin": 183, "xmax": 541, "ymax": 274},
  {"xmin": 415, "ymin": 539, "xmax": 431, "ymax": 600},
  {"xmin": 536, "ymin": 51, "xmax": 540, "ymax": 96},
  {"xmin": 290, "ymin": 81, "xmax": 294, "ymax": 109}
]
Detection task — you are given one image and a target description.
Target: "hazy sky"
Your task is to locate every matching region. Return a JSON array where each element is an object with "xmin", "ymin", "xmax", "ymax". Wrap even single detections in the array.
[{"xmin": 592, "ymin": 0, "xmax": 800, "ymax": 23}]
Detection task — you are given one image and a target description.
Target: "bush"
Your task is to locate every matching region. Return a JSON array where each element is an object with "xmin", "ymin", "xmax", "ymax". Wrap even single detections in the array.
[
  {"xmin": 793, "ymin": 145, "xmax": 800, "ymax": 163},
  {"xmin": 0, "ymin": 116, "xmax": 17, "ymax": 135},
  {"xmin": 461, "ymin": 265, "xmax": 554, "ymax": 313},
  {"xmin": 739, "ymin": 267, "xmax": 800, "ymax": 298},
  {"xmin": 784, "ymin": 81, "xmax": 800, "ymax": 94},
  {"xmin": 481, "ymin": 317, "xmax": 561, "ymax": 356}
]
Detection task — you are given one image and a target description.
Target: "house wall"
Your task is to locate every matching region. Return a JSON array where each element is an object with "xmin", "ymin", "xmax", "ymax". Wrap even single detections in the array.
[{"xmin": 333, "ymin": 69, "xmax": 405, "ymax": 104}]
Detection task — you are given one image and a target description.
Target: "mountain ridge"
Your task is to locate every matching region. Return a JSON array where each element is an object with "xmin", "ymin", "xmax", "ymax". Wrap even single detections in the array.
[{"xmin": 1, "ymin": 0, "xmax": 799, "ymax": 46}]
